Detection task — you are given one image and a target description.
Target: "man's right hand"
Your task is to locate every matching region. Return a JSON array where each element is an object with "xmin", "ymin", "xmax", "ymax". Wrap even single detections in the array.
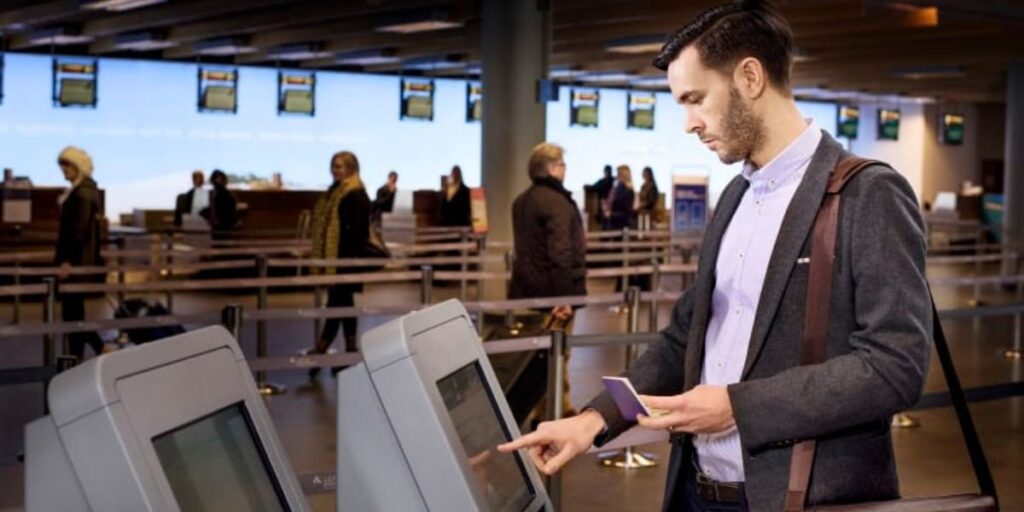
[{"xmin": 497, "ymin": 409, "xmax": 607, "ymax": 476}]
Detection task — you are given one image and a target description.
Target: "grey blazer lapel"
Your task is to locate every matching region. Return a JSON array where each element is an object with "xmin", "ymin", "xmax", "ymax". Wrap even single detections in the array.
[
  {"xmin": 740, "ymin": 132, "xmax": 845, "ymax": 379},
  {"xmin": 684, "ymin": 174, "xmax": 749, "ymax": 389}
]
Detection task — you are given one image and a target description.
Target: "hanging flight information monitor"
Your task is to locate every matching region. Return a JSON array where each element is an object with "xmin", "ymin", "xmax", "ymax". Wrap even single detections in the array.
[
  {"xmin": 837, "ymin": 105, "xmax": 859, "ymax": 139},
  {"xmin": 940, "ymin": 112, "xmax": 964, "ymax": 145},
  {"xmin": 400, "ymin": 78, "xmax": 434, "ymax": 121},
  {"xmin": 198, "ymin": 67, "xmax": 238, "ymax": 114},
  {"xmin": 627, "ymin": 92, "xmax": 655, "ymax": 130},
  {"xmin": 877, "ymin": 108, "xmax": 900, "ymax": 140},
  {"xmin": 278, "ymin": 71, "xmax": 315, "ymax": 116},
  {"xmin": 570, "ymin": 89, "xmax": 599, "ymax": 127},
  {"xmin": 52, "ymin": 58, "xmax": 98, "ymax": 108},
  {"xmin": 466, "ymin": 82, "xmax": 481, "ymax": 123}
]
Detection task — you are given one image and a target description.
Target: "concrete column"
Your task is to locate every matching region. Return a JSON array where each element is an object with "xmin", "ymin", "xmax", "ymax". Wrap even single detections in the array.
[
  {"xmin": 1004, "ymin": 62, "xmax": 1024, "ymax": 254},
  {"xmin": 481, "ymin": 0, "xmax": 550, "ymax": 247}
]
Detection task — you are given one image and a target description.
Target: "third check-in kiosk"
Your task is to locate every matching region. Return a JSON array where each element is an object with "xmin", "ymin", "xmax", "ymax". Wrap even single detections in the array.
[{"xmin": 337, "ymin": 300, "xmax": 553, "ymax": 512}]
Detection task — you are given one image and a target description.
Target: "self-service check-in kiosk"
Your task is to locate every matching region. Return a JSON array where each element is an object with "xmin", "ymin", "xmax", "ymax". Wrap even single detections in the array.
[
  {"xmin": 25, "ymin": 326, "xmax": 309, "ymax": 512},
  {"xmin": 337, "ymin": 299, "xmax": 553, "ymax": 512}
]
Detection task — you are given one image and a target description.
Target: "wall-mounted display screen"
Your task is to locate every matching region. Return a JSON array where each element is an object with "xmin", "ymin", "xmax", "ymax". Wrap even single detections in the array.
[
  {"xmin": 570, "ymin": 89, "xmax": 599, "ymax": 127},
  {"xmin": 401, "ymin": 78, "xmax": 434, "ymax": 121},
  {"xmin": 941, "ymin": 112, "xmax": 964, "ymax": 145},
  {"xmin": 278, "ymin": 71, "xmax": 315, "ymax": 116},
  {"xmin": 53, "ymin": 58, "xmax": 98, "ymax": 108},
  {"xmin": 198, "ymin": 67, "xmax": 238, "ymax": 114},
  {"xmin": 466, "ymin": 83, "xmax": 481, "ymax": 123},
  {"xmin": 877, "ymin": 108, "xmax": 900, "ymax": 140},
  {"xmin": 837, "ymin": 105, "xmax": 859, "ymax": 139},
  {"xmin": 627, "ymin": 92, "xmax": 655, "ymax": 130}
]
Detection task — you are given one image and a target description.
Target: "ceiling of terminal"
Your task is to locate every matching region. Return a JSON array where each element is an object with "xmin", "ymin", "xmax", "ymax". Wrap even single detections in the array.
[{"xmin": 1, "ymin": 0, "xmax": 1022, "ymax": 103}]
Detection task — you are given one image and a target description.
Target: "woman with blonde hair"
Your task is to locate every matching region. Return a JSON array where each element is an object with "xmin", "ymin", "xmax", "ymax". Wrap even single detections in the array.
[
  {"xmin": 603, "ymin": 164, "xmax": 635, "ymax": 230},
  {"xmin": 55, "ymin": 146, "xmax": 106, "ymax": 360},
  {"xmin": 306, "ymin": 151, "xmax": 372, "ymax": 377}
]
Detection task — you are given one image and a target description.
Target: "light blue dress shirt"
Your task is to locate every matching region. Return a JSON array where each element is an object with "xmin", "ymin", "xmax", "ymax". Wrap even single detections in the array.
[{"xmin": 694, "ymin": 122, "xmax": 823, "ymax": 483}]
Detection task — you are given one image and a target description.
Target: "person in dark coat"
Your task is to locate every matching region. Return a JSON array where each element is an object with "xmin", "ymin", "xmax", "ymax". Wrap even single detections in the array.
[
  {"xmin": 371, "ymin": 170, "xmax": 398, "ymax": 224},
  {"xmin": 592, "ymin": 165, "xmax": 614, "ymax": 225},
  {"xmin": 510, "ymin": 142, "xmax": 587, "ymax": 417},
  {"xmin": 55, "ymin": 146, "xmax": 106, "ymax": 360},
  {"xmin": 637, "ymin": 166, "xmax": 660, "ymax": 217},
  {"xmin": 440, "ymin": 165, "xmax": 471, "ymax": 227},
  {"xmin": 306, "ymin": 151, "xmax": 372, "ymax": 377},
  {"xmin": 604, "ymin": 164, "xmax": 635, "ymax": 230},
  {"xmin": 201, "ymin": 169, "xmax": 238, "ymax": 234}
]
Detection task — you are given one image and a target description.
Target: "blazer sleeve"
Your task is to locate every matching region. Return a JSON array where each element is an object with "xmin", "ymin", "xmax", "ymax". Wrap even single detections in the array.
[
  {"xmin": 585, "ymin": 287, "xmax": 696, "ymax": 443},
  {"xmin": 727, "ymin": 167, "xmax": 931, "ymax": 453}
]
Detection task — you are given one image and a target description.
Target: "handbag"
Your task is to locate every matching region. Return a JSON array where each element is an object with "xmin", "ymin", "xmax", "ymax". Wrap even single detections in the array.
[{"xmin": 785, "ymin": 157, "xmax": 999, "ymax": 512}]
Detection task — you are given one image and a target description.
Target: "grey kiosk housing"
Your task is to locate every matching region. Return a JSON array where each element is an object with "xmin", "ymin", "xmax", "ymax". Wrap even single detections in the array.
[
  {"xmin": 24, "ymin": 326, "xmax": 309, "ymax": 512},
  {"xmin": 337, "ymin": 299, "xmax": 553, "ymax": 511}
]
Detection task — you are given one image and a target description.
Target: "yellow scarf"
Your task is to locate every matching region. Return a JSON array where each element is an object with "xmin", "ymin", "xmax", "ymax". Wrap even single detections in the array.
[{"xmin": 311, "ymin": 173, "xmax": 364, "ymax": 275}]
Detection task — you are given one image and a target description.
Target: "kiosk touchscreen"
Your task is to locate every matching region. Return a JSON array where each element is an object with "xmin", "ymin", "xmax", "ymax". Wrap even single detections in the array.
[
  {"xmin": 337, "ymin": 300, "xmax": 552, "ymax": 512},
  {"xmin": 24, "ymin": 326, "xmax": 309, "ymax": 512}
]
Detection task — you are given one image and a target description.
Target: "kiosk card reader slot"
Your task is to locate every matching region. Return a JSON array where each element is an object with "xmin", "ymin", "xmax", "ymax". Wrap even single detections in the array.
[
  {"xmin": 337, "ymin": 299, "xmax": 553, "ymax": 511},
  {"xmin": 24, "ymin": 326, "xmax": 309, "ymax": 512}
]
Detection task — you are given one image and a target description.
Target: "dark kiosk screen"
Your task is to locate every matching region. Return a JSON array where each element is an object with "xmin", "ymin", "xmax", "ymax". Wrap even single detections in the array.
[
  {"xmin": 153, "ymin": 403, "xmax": 288, "ymax": 512},
  {"xmin": 438, "ymin": 363, "xmax": 536, "ymax": 512}
]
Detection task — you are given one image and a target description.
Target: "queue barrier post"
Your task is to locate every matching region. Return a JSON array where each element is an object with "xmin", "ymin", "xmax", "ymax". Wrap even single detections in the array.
[
  {"xmin": 421, "ymin": 265, "xmax": 434, "ymax": 305},
  {"xmin": 256, "ymin": 255, "xmax": 286, "ymax": 396},
  {"xmin": 545, "ymin": 329, "xmax": 566, "ymax": 510},
  {"xmin": 598, "ymin": 286, "xmax": 658, "ymax": 469}
]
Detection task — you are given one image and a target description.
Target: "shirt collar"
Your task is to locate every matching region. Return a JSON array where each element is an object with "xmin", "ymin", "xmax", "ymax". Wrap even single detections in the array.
[{"xmin": 741, "ymin": 120, "xmax": 821, "ymax": 189}]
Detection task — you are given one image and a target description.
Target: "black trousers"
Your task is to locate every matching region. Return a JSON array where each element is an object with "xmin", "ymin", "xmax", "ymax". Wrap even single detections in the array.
[
  {"xmin": 319, "ymin": 283, "xmax": 363, "ymax": 352},
  {"xmin": 61, "ymin": 295, "xmax": 104, "ymax": 359}
]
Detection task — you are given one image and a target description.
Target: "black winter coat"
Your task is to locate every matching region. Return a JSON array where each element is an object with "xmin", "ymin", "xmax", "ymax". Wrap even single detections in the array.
[
  {"xmin": 56, "ymin": 177, "xmax": 104, "ymax": 267},
  {"xmin": 510, "ymin": 176, "xmax": 587, "ymax": 299},
  {"xmin": 440, "ymin": 183, "xmax": 471, "ymax": 227}
]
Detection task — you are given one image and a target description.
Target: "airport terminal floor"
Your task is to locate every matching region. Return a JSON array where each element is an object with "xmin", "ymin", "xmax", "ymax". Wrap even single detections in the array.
[{"xmin": 1, "ymin": 264, "xmax": 1021, "ymax": 511}]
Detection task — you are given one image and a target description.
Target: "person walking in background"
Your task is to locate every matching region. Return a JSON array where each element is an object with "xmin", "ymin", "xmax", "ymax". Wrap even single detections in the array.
[
  {"xmin": 173, "ymin": 170, "xmax": 208, "ymax": 227},
  {"xmin": 306, "ymin": 151, "xmax": 372, "ymax": 377},
  {"xmin": 55, "ymin": 146, "xmax": 107, "ymax": 360},
  {"xmin": 636, "ymin": 166, "xmax": 661, "ymax": 227},
  {"xmin": 202, "ymin": 169, "xmax": 238, "ymax": 235},
  {"xmin": 440, "ymin": 165, "xmax": 471, "ymax": 227},
  {"xmin": 510, "ymin": 142, "xmax": 587, "ymax": 419},
  {"xmin": 604, "ymin": 164, "xmax": 635, "ymax": 230},
  {"xmin": 371, "ymin": 170, "xmax": 398, "ymax": 224},
  {"xmin": 592, "ymin": 164, "xmax": 614, "ymax": 226}
]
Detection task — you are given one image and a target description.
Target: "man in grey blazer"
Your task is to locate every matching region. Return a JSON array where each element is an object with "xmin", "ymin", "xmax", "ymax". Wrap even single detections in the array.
[{"xmin": 499, "ymin": 1, "xmax": 931, "ymax": 511}]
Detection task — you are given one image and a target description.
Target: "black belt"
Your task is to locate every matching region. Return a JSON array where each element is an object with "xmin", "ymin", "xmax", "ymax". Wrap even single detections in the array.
[{"xmin": 691, "ymin": 453, "xmax": 744, "ymax": 503}]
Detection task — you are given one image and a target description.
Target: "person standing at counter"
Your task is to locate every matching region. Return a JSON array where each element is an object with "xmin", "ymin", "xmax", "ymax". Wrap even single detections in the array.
[
  {"xmin": 307, "ymin": 151, "xmax": 372, "ymax": 377},
  {"xmin": 173, "ymin": 170, "xmax": 208, "ymax": 227},
  {"xmin": 637, "ymin": 166, "xmax": 660, "ymax": 219},
  {"xmin": 55, "ymin": 146, "xmax": 107, "ymax": 360},
  {"xmin": 202, "ymin": 169, "xmax": 238, "ymax": 235},
  {"xmin": 603, "ymin": 164, "xmax": 635, "ymax": 230},
  {"xmin": 440, "ymin": 165, "xmax": 471, "ymax": 227},
  {"xmin": 372, "ymin": 170, "xmax": 398, "ymax": 224}
]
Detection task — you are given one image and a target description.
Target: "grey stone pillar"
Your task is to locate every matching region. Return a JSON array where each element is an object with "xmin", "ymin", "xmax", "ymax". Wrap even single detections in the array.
[
  {"xmin": 480, "ymin": 0, "xmax": 550, "ymax": 299},
  {"xmin": 1004, "ymin": 62, "xmax": 1024, "ymax": 256}
]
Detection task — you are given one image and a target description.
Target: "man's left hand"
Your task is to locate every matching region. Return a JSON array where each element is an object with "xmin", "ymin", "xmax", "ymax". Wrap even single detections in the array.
[{"xmin": 636, "ymin": 385, "xmax": 735, "ymax": 434}]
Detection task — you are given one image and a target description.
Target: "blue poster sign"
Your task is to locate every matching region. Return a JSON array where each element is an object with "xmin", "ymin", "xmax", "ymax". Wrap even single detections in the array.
[{"xmin": 672, "ymin": 179, "xmax": 708, "ymax": 233}]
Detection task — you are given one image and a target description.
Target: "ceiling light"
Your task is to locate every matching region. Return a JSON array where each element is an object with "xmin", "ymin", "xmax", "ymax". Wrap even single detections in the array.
[
  {"xmin": 630, "ymin": 76, "xmax": 669, "ymax": 88},
  {"xmin": 113, "ymin": 31, "xmax": 176, "ymax": 51},
  {"xmin": 892, "ymin": 65, "xmax": 964, "ymax": 80},
  {"xmin": 579, "ymin": 71, "xmax": 637, "ymax": 83},
  {"xmin": 549, "ymin": 65, "xmax": 579, "ymax": 79},
  {"xmin": 80, "ymin": 0, "xmax": 167, "ymax": 11},
  {"xmin": 195, "ymin": 36, "xmax": 257, "ymax": 56},
  {"xmin": 402, "ymin": 55, "xmax": 465, "ymax": 71},
  {"xmin": 27, "ymin": 26, "xmax": 92, "ymax": 46},
  {"xmin": 375, "ymin": 10, "xmax": 463, "ymax": 34},
  {"xmin": 266, "ymin": 43, "xmax": 330, "ymax": 61},
  {"xmin": 604, "ymin": 34, "xmax": 666, "ymax": 54},
  {"xmin": 334, "ymin": 48, "xmax": 400, "ymax": 66}
]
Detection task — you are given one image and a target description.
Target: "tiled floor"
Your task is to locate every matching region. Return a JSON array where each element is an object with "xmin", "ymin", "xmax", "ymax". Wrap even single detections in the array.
[{"xmin": 1, "ymin": 262, "xmax": 1021, "ymax": 511}]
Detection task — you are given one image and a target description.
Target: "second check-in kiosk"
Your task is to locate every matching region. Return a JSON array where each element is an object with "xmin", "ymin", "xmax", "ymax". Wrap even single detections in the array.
[{"xmin": 337, "ymin": 299, "xmax": 553, "ymax": 512}]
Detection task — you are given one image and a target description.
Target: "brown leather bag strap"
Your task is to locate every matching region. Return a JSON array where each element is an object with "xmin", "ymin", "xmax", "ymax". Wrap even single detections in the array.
[{"xmin": 784, "ymin": 156, "xmax": 882, "ymax": 512}]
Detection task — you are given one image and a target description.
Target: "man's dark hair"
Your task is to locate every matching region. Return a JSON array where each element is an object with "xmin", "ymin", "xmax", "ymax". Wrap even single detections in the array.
[
  {"xmin": 653, "ymin": 0, "xmax": 793, "ymax": 91},
  {"xmin": 603, "ymin": 164, "xmax": 612, "ymax": 175}
]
